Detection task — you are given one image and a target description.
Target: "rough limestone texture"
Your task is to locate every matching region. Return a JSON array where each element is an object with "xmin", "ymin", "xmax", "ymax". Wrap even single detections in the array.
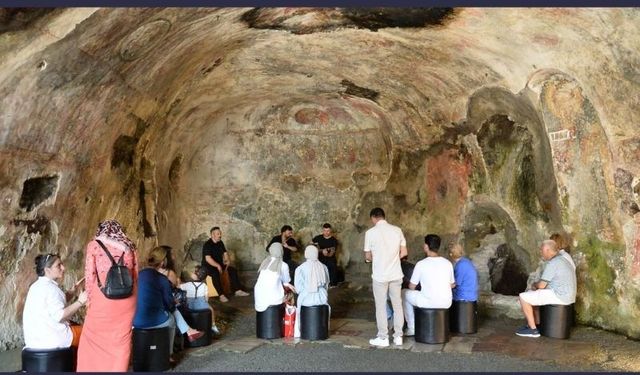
[{"xmin": 1, "ymin": 8, "xmax": 640, "ymax": 348}]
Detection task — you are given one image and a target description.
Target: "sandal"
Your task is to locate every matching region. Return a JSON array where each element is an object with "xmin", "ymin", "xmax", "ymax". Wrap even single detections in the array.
[{"xmin": 187, "ymin": 330, "xmax": 204, "ymax": 342}]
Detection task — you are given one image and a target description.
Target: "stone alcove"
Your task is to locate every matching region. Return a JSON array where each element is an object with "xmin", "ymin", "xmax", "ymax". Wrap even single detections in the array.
[{"xmin": 462, "ymin": 200, "xmax": 529, "ymax": 297}]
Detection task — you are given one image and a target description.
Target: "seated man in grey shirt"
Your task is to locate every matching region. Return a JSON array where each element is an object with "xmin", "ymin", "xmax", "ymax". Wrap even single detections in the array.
[{"xmin": 516, "ymin": 239, "xmax": 577, "ymax": 338}]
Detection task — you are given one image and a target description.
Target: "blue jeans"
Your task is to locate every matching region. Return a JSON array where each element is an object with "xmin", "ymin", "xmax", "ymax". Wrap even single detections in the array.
[{"xmin": 187, "ymin": 297, "xmax": 210, "ymax": 311}]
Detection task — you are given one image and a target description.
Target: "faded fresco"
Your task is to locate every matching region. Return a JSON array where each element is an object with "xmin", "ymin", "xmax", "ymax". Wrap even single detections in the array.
[{"xmin": 1, "ymin": 8, "xmax": 640, "ymax": 348}]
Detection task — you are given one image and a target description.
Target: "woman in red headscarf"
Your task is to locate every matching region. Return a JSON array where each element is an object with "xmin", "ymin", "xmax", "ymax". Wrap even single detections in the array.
[{"xmin": 77, "ymin": 220, "xmax": 138, "ymax": 372}]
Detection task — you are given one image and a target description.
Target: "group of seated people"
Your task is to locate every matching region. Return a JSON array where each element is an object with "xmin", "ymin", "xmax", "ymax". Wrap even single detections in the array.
[
  {"xmin": 132, "ymin": 246, "xmax": 213, "ymax": 364},
  {"xmin": 263, "ymin": 223, "xmax": 342, "ymax": 287},
  {"xmin": 22, "ymin": 221, "xmax": 340, "ymax": 368},
  {"xmin": 254, "ymin": 242, "xmax": 331, "ymax": 338},
  {"xmin": 21, "ymin": 218, "xmax": 577, "ymax": 371},
  {"xmin": 393, "ymin": 234, "xmax": 479, "ymax": 337},
  {"xmin": 21, "ymin": 220, "xmax": 251, "ymax": 371},
  {"xmin": 389, "ymin": 232, "xmax": 576, "ymax": 340},
  {"xmin": 21, "ymin": 246, "xmax": 226, "ymax": 366}
]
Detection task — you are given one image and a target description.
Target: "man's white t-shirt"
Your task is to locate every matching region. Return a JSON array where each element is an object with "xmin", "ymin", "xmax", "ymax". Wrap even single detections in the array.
[
  {"xmin": 364, "ymin": 220, "xmax": 406, "ymax": 282},
  {"xmin": 410, "ymin": 256, "xmax": 455, "ymax": 308}
]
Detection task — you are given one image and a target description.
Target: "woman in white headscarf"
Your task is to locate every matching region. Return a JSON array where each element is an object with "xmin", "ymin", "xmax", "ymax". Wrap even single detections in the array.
[
  {"xmin": 293, "ymin": 245, "xmax": 331, "ymax": 337},
  {"xmin": 254, "ymin": 243, "xmax": 295, "ymax": 312}
]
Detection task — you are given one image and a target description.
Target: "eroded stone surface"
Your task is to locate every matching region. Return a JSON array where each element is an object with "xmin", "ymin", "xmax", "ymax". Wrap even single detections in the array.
[{"xmin": 1, "ymin": 8, "xmax": 640, "ymax": 348}]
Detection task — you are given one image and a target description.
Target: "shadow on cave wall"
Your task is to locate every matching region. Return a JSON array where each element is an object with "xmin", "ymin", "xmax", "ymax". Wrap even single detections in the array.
[{"xmin": 241, "ymin": 7, "xmax": 456, "ymax": 34}]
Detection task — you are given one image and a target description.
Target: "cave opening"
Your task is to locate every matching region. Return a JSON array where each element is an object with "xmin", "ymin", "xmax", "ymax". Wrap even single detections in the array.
[{"xmin": 19, "ymin": 175, "xmax": 59, "ymax": 212}]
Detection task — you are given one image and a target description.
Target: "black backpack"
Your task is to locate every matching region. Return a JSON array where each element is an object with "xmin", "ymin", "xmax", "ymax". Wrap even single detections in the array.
[{"xmin": 96, "ymin": 239, "xmax": 134, "ymax": 299}]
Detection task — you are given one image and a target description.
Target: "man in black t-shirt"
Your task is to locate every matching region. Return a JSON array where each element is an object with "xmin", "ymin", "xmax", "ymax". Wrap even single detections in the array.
[
  {"xmin": 312, "ymin": 223, "xmax": 339, "ymax": 287},
  {"xmin": 266, "ymin": 225, "xmax": 299, "ymax": 279},
  {"xmin": 202, "ymin": 226, "xmax": 250, "ymax": 302}
]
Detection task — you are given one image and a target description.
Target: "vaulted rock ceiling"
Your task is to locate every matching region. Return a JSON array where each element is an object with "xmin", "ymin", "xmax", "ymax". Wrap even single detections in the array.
[{"xmin": 1, "ymin": 8, "xmax": 640, "ymax": 348}]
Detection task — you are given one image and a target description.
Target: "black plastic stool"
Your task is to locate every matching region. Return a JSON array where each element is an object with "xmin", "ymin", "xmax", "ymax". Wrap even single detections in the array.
[
  {"xmin": 540, "ymin": 303, "xmax": 573, "ymax": 339},
  {"xmin": 450, "ymin": 301, "xmax": 478, "ymax": 334},
  {"xmin": 256, "ymin": 304, "xmax": 284, "ymax": 339},
  {"xmin": 132, "ymin": 327, "xmax": 172, "ymax": 372},
  {"xmin": 300, "ymin": 305, "xmax": 329, "ymax": 340},
  {"xmin": 414, "ymin": 307, "xmax": 449, "ymax": 344},
  {"xmin": 180, "ymin": 308, "xmax": 212, "ymax": 348},
  {"xmin": 174, "ymin": 328, "xmax": 185, "ymax": 353},
  {"xmin": 21, "ymin": 347, "xmax": 74, "ymax": 372}
]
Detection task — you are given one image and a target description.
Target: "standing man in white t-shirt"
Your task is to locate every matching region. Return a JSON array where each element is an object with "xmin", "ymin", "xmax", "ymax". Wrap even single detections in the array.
[
  {"xmin": 402, "ymin": 234, "xmax": 455, "ymax": 337},
  {"xmin": 364, "ymin": 207, "xmax": 407, "ymax": 347}
]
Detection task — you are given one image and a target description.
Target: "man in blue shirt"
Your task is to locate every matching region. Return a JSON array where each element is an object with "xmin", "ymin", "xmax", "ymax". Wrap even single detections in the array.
[{"xmin": 449, "ymin": 243, "xmax": 479, "ymax": 302}]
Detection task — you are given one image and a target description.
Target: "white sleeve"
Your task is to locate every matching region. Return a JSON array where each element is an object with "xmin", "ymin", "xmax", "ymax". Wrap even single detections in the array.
[
  {"xmin": 294, "ymin": 266, "xmax": 302, "ymax": 291},
  {"xmin": 399, "ymin": 228, "xmax": 407, "ymax": 247},
  {"xmin": 281, "ymin": 263, "xmax": 291, "ymax": 284},
  {"xmin": 46, "ymin": 287, "xmax": 66, "ymax": 323},
  {"xmin": 364, "ymin": 231, "xmax": 372, "ymax": 252},
  {"xmin": 449, "ymin": 263, "xmax": 455, "ymax": 284},
  {"xmin": 410, "ymin": 262, "xmax": 421, "ymax": 286}
]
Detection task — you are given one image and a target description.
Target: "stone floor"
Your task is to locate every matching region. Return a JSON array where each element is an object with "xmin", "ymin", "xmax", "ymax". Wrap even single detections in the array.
[
  {"xmin": 168, "ymin": 283, "xmax": 640, "ymax": 372},
  {"xmin": 3, "ymin": 282, "xmax": 640, "ymax": 372}
]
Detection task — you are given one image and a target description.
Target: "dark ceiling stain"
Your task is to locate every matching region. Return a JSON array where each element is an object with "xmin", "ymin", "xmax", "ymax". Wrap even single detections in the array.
[
  {"xmin": 240, "ymin": 8, "xmax": 265, "ymax": 29},
  {"xmin": 342, "ymin": 8, "xmax": 455, "ymax": 32},
  {"xmin": 241, "ymin": 7, "xmax": 455, "ymax": 35},
  {"xmin": 341, "ymin": 79, "xmax": 379, "ymax": 102},
  {"xmin": 0, "ymin": 8, "xmax": 58, "ymax": 34}
]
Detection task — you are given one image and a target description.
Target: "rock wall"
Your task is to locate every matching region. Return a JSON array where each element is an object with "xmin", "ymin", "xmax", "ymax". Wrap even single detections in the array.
[{"xmin": 1, "ymin": 8, "xmax": 640, "ymax": 348}]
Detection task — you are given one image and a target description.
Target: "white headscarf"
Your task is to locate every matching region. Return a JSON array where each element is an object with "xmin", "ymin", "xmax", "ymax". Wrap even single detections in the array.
[
  {"xmin": 258, "ymin": 243, "xmax": 284, "ymax": 273},
  {"xmin": 303, "ymin": 245, "xmax": 327, "ymax": 293}
]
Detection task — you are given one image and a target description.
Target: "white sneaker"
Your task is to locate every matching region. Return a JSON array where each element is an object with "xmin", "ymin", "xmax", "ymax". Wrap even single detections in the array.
[
  {"xmin": 369, "ymin": 337, "xmax": 389, "ymax": 347},
  {"xmin": 219, "ymin": 295, "xmax": 229, "ymax": 303},
  {"xmin": 404, "ymin": 330, "xmax": 415, "ymax": 337},
  {"xmin": 393, "ymin": 336, "xmax": 403, "ymax": 346},
  {"xmin": 235, "ymin": 290, "xmax": 250, "ymax": 297},
  {"xmin": 211, "ymin": 326, "xmax": 220, "ymax": 335}
]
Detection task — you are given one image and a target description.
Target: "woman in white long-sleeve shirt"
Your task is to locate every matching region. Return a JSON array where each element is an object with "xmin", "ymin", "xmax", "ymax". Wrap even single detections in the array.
[
  {"xmin": 254, "ymin": 243, "xmax": 294, "ymax": 312},
  {"xmin": 293, "ymin": 245, "xmax": 330, "ymax": 337},
  {"xmin": 23, "ymin": 253, "xmax": 88, "ymax": 350}
]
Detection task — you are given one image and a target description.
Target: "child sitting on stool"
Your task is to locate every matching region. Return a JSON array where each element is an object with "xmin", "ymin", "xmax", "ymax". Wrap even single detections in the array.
[{"xmin": 180, "ymin": 261, "xmax": 220, "ymax": 335}]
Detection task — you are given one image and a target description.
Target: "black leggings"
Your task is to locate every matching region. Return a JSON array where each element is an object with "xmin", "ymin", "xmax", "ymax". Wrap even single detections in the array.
[{"xmin": 207, "ymin": 266, "xmax": 243, "ymax": 297}]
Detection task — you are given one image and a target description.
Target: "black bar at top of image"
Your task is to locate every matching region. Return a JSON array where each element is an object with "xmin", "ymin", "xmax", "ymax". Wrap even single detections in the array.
[{"xmin": 0, "ymin": 0, "xmax": 638, "ymax": 7}]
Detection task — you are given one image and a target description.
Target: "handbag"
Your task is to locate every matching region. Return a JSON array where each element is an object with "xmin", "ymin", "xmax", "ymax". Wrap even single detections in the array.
[
  {"xmin": 172, "ymin": 288, "xmax": 187, "ymax": 307},
  {"xmin": 282, "ymin": 288, "xmax": 296, "ymax": 337},
  {"xmin": 283, "ymin": 304, "xmax": 296, "ymax": 338}
]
